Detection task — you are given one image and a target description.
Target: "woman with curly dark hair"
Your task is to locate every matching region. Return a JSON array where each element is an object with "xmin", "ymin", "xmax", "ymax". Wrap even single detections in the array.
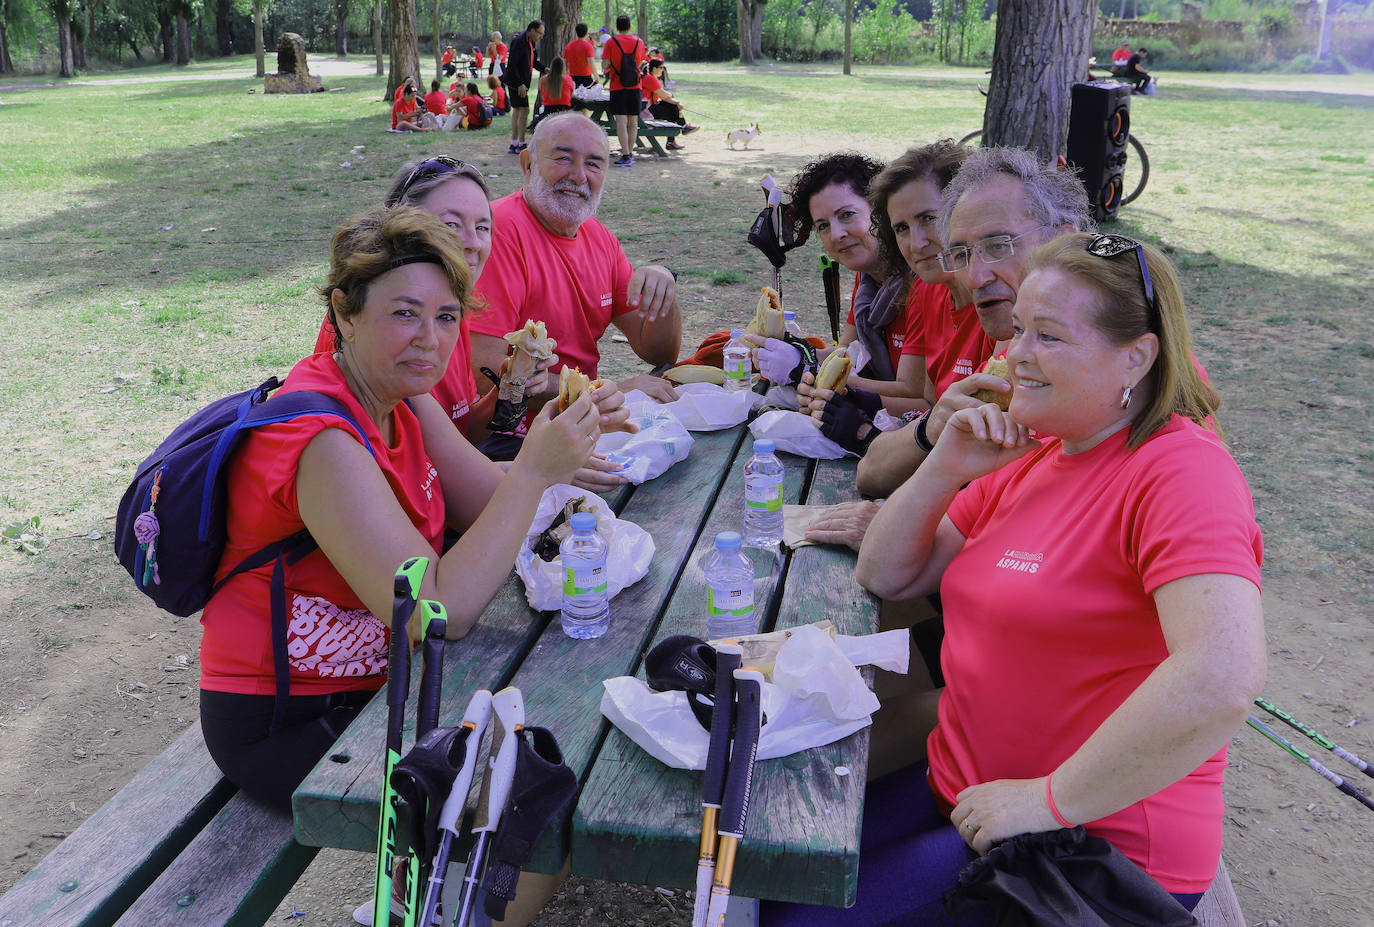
[{"xmin": 744, "ymin": 152, "xmax": 927, "ymax": 447}]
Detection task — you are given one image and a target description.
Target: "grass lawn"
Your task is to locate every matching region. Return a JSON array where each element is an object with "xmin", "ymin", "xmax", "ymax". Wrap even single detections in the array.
[{"xmin": 2, "ymin": 54, "xmax": 1373, "ymax": 925}]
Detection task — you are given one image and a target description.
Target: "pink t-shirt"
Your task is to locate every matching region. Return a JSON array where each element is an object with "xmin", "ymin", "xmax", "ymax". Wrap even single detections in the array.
[
  {"xmin": 313, "ymin": 316, "xmax": 478, "ymax": 439},
  {"xmin": 201, "ymin": 353, "xmax": 446, "ymax": 696},
  {"xmin": 471, "ymin": 190, "xmax": 635, "ymax": 427},
  {"xmin": 923, "ymin": 286, "xmax": 992, "ymax": 401},
  {"xmin": 930, "ymin": 416, "xmax": 1263, "ymax": 893}
]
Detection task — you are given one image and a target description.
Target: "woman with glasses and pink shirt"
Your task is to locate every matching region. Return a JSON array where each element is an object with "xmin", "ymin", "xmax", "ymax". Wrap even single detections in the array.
[{"xmin": 761, "ymin": 233, "xmax": 1265, "ymax": 925}]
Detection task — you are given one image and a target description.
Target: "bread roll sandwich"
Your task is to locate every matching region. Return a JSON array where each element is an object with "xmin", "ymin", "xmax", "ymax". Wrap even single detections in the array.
[
  {"xmin": 971, "ymin": 355, "xmax": 1013, "ymax": 411},
  {"xmin": 745, "ymin": 286, "xmax": 786, "ymax": 339},
  {"xmin": 499, "ymin": 320, "xmax": 556, "ymax": 402},
  {"xmin": 556, "ymin": 366, "xmax": 594, "ymax": 413},
  {"xmin": 814, "ymin": 347, "xmax": 852, "ymax": 392},
  {"xmin": 662, "ymin": 364, "xmax": 727, "ymax": 386}
]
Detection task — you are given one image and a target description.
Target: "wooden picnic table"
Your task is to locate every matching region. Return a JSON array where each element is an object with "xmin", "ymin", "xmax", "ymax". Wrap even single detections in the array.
[
  {"xmin": 292, "ymin": 423, "xmax": 879, "ymax": 909},
  {"xmin": 577, "ymin": 97, "xmax": 683, "ymax": 158}
]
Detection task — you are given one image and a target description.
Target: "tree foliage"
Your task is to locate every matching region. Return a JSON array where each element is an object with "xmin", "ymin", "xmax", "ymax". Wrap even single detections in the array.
[{"xmin": 652, "ymin": 0, "xmax": 735, "ymax": 59}]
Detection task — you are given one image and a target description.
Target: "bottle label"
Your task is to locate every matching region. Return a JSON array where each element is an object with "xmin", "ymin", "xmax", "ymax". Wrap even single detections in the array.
[
  {"xmin": 708, "ymin": 583, "xmax": 754, "ymax": 618},
  {"xmin": 724, "ymin": 354, "xmax": 747, "ymax": 381},
  {"xmin": 745, "ymin": 475, "xmax": 782, "ymax": 511},
  {"xmin": 564, "ymin": 561, "xmax": 608, "ymax": 597}
]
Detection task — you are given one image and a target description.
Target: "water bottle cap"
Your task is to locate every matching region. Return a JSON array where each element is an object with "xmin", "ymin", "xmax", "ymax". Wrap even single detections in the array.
[
  {"xmin": 714, "ymin": 531, "xmax": 743, "ymax": 551},
  {"xmin": 729, "ymin": 328, "xmax": 744, "ymax": 338},
  {"xmin": 753, "ymin": 439, "xmax": 775, "ymax": 455},
  {"xmin": 569, "ymin": 512, "xmax": 597, "ymax": 531}
]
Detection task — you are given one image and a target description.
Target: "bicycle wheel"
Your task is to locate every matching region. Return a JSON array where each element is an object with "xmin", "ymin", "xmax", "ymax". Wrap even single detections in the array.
[
  {"xmin": 958, "ymin": 129, "xmax": 982, "ymax": 147},
  {"xmin": 1121, "ymin": 134, "xmax": 1150, "ymax": 205}
]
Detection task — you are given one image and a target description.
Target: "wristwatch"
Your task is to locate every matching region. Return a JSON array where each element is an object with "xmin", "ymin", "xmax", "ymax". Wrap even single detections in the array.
[{"xmin": 914, "ymin": 410, "xmax": 935, "ymax": 452}]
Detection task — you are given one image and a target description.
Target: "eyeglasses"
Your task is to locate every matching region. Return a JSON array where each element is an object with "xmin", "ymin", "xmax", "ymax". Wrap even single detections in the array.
[
  {"xmin": 1085, "ymin": 233, "xmax": 1158, "ymax": 322},
  {"xmin": 937, "ymin": 225, "xmax": 1049, "ymax": 273},
  {"xmin": 392, "ymin": 156, "xmax": 476, "ymax": 205}
]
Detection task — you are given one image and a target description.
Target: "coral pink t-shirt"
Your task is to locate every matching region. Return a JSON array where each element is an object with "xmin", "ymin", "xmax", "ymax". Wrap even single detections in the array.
[
  {"xmin": 844, "ymin": 276, "xmax": 925, "ymax": 374},
  {"xmin": 922, "ymin": 286, "xmax": 992, "ymax": 401},
  {"xmin": 471, "ymin": 191, "xmax": 635, "ymax": 429},
  {"xmin": 564, "ymin": 38, "xmax": 595, "ymax": 77},
  {"xmin": 930, "ymin": 416, "xmax": 1263, "ymax": 893},
  {"xmin": 424, "ymin": 90, "xmax": 448, "ymax": 116},
  {"xmin": 313, "ymin": 317, "xmax": 478, "ymax": 439},
  {"xmin": 201, "ymin": 353, "xmax": 446, "ymax": 696}
]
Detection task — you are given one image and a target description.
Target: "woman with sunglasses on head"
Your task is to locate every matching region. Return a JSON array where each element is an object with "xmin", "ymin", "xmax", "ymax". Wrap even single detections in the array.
[
  {"xmin": 743, "ymin": 152, "xmax": 928, "ymax": 411},
  {"xmin": 202, "ymin": 205, "xmax": 600, "ymax": 825},
  {"xmin": 765, "ymin": 234, "xmax": 1266, "ymax": 925}
]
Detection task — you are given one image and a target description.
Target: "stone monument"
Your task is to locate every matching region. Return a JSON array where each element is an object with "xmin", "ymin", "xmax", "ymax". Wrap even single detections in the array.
[{"xmin": 265, "ymin": 33, "xmax": 323, "ymax": 93}]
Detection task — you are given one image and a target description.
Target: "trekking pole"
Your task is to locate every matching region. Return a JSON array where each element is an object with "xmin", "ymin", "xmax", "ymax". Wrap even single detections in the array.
[
  {"xmin": 417, "ymin": 689, "xmax": 494, "ymax": 927},
  {"xmin": 373, "ymin": 556, "xmax": 429, "ymax": 927},
  {"xmin": 397, "ymin": 599, "xmax": 449, "ymax": 925},
  {"xmin": 759, "ymin": 175, "xmax": 785, "ymax": 296},
  {"xmin": 693, "ymin": 642, "xmax": 742, "ymax": 927},
  {"xmin": 704, "ymin": 667, "xmax": 765, "ymax": 927},
  {"xmin": 1246, "ymin": 716, "xmax": 1374, "ymax": 813},
  {"xmin": 819, "ymin": 254, "xmax": 842, "ymax": 346},
  {"xmin": 455, "ymin": 686, "xmax": 524, "ymax": 927},
  {"xmin": 1255, "ymin": 697, "xmax": 1374, "ymax": 781}
]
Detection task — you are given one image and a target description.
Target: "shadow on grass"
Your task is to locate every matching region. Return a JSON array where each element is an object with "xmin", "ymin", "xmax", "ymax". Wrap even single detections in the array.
[{"xmin": 1160, "ymin": 83, "xmax": 1374, "ymax": 111}]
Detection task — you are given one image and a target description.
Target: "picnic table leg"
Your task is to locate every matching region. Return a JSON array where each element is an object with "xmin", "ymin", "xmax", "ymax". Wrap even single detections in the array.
[{"xmin": 642, "ymin": 130, "xmax": 668, "ymax": 157}]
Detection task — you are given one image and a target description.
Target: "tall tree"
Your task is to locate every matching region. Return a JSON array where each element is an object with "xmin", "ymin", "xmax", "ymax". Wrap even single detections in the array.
[
  {"xmin": 174, "ymin": 0, "xmax": 191, "ymax": 64},
  {"xmin": 636, "ymin": 0, "xmax": 645, "ymax": 41},
  {"xmin": 736, "ymin": 0, "xmax": 752, "ymax": 62},
  {"xmin": 334, "ymin": 0, "xmax": 348, "ymax": 55},
  {"xmin": 49, "ymin": 0, "xmax": 74, "ymax": 75},
  {"xmin": 215, "ymin": 0, "xmax": 231, "ymax": 54},
  {"xmin": 538, "ymin": 0, "xmax": 577, "ymax": 65},
  {"xmin": 387, "ymin": 0, "xmax": 419, "ymax": 99},
  {"xmin": 372, "ymin": 0, "xmax": 381, "ymax": 73},
  {"xmin": 489, "ymin": 0, "xmax": 496, "ymax": 33},
  {"xmin": 983, "ymin": 0, "xmax": 1093, "ymax": 162},
  {"xmin": 430, "ymin": 0, "xmax": 437, "ymax": 73},
  {"xmin": 749, "ymin": 0, "xmax": 763, "ymax": 58},
  {"xmin": 842, "ymin": 0, "xmax": 851, "ymax": 75},
  {"xmin": 252, "ymin": 0, "xmax": 266, "ymax": 74},
  {"xmin": 0, "ymin": 0, "xmax": 12, "ymax": 74}
]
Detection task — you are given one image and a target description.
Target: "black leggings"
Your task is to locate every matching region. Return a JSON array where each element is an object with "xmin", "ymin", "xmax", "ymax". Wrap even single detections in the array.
[{"xmin": 200, "ymin": 688, "xmax": 375, "ymax": 812}]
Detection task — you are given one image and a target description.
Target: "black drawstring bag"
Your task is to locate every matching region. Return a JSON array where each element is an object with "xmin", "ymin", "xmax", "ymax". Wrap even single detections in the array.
[{"xmin": 943, "ymin": 826, "xmax": 1195, "ymax": 927}]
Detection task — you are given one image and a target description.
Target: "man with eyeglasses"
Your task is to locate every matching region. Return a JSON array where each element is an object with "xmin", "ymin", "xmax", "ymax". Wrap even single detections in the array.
[
  {"xmin": 467, "ymin": 111, "xmax": 683, "ymax": 464},
  {"xmin": 857, "ymin": 146, "xmax": 1093, "ymax": 498}
]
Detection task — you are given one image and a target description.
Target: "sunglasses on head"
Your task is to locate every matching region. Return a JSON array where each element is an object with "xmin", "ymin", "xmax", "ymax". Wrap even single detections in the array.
[
  {"xmin": 1086, "ymin": 233, "xmax": 1158, "ymax": 323},
  {"xmin": 394, "ymin": 156, "xmax": 475, "ymax": 204}
]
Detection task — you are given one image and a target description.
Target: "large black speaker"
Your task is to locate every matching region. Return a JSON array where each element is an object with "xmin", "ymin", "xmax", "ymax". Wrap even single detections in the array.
[{"xmin": 1066, "ymin": 81, "xmax": 1131, "ymax": 222}]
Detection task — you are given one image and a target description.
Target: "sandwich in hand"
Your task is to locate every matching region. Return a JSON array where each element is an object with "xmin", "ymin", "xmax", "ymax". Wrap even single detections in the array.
[
  {"xmin": 556, "ymin": 366, "xmax": 594, "ymax": 414},
  {"xmin": 813, "ymin": 347, "xmax": 851, "ymax": 392},
  {"xmin": 971, "ymin": 355, "xmax": 1013, "ymax": 411},
  {"xmin": 745, "ymin": 286, "xmax": 785, "ymax": 340},
  {"xmin": 499, "ymin": 320, "xmax": 556, "ymax": 402}
]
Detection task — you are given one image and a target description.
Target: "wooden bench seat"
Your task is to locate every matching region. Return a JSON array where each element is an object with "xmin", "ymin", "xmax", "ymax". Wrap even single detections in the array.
[{"xmin": 0, "ymin": 722, "xmax": 318, "ymax": 927}]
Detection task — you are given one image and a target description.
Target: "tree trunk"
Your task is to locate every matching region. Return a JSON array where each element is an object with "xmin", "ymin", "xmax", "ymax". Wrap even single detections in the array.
[
  {"xmin": 86, "ymin": 3, "xmax": 96, "ymax": 64},
  {"xmin": 1117, "ymin": 0, "xmax": 1125, "ymax": 17},
  {"xmin": 216, "ymin": 0, "xmax": 233, "ymax": 54},
  {"xmin": 750, "ymin": 0, "xmax": 765, "ymax": 60},
  {"xmin": 56, "ymin": 9, "xmax": 74, "ymax": 76},
  {"xmin": 175, "ymin": 9, "xmax": 190, "ymax": 64},
  {"xmin": 983, "ymin": 0, "xmax": 1093, "ymax": 162},
  {"xmin": 842, "ymin": 0, "xmax": 852, "ymax": 75},
  {"xmin": 432, "ymin": 0, "xmax": 439, "ymax": 75},
  {"xmin": 636, "ymin": 0, "xmax": 646, "ymax": 43},
  {"xmin": 72, "ymin": 18, "xmax": 86, "ymax": 68},
  {"xmin": 157, "ymin": 5, "xmax": 174, "ymax": 62},
  {"xmin": 253, "ymin": 0, "xmax": 265, "ymax": 75},
  {"xmin": 603, "ymin": 0, "xmax": 610, "ymax": 31},
  {"xmin": 539, "ymin": 0, "xmax": 579, "ymax": 65},
  {"xmin": 387, "ymin": 0, "xmax": 420, "ymax": 100},
  {"xmin": 0, "ymin": 15, "xmax": 11, "ymax": 74},
  {"xmin": 336, "ymin": 0, "xmax": 349, "ymax": 56},
  {"xmin": 490, "ymin": 0, "xmax": 498, "ymax": 35},
  {"xmin": 736, "ymin": 0, "xmax": 753, "ymax": 63},
  {"xmin": 373, "ymin": 1, "xmax": 383, "ymax": 73}
]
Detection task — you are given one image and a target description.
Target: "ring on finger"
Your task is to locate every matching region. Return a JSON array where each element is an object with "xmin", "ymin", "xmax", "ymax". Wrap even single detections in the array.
[{"xmin": 963, "ymin": 821, "xmax": 975, "ymax": 832}]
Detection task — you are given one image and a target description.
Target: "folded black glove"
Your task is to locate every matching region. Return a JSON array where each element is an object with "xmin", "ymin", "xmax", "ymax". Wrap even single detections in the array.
[
  {"xmin": 390, "ymin": 725, "xmax": 468, "ymax": 864},
  {"xmin": 844, "ymin": 385, "xmax": 884, "ymax": 417},
  {"xmin": 820, "ymin": 392, "xmax": 878, "ymax": 456},
  {"xmin": 482, "ymin": 726, "xmax": 580, "ymax": 921}
]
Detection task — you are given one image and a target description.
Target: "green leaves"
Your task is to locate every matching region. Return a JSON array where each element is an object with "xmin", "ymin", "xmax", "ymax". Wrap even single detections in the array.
[{"xmin": 3, "ymin": 516, "xmax": 48, "ymax": 555}]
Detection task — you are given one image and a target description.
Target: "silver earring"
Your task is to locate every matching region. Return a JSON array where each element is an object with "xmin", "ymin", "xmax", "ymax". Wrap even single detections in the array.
[{"xmin": 1120, "ymin": 385, "xmax": 1133, "ymax": 409}]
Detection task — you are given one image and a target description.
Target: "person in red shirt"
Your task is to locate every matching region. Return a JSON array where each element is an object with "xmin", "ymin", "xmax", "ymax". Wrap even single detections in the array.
[
  {"xmin": 639, "ymin": 59, "xmax": 699, "ymax": 150},
  {"xmin": 601, "ymin": 14, "xmax": 646, "ymax": 166},
  {"xmin": 532, "ymin": 56, "xmax": 574, "ymax": 128},
  {"xmin": 423, "ymin": 79, "xmax": 448, "ymax": 119},
  {"xmin": 468, "ymin": 112, "xmax": 683, "ymax": 470},
  {"xmin": 390, "ymin": 85, "xmax": 426, "ymax": 131},
  {"xmin": 470, "ymin": 46, "xmax": 484, "ymax": 77},
  {"xmin": 441, "ymin": 45, "xmax": 457, "ymax": 77},
  {"xmin": 786, "ymin": 234, "xmax": 1264, "ymax": 926},
  {"xmin": 1112, "ymin": 40, "xmax": 1132, "ymax": 68},
  {"xmin": 486, "ymin": 31, "xmax": 507, "ymax": 76},
  {"xmin": 564, "ymin": 21, "xmax": 598, "ymax": 88},
  {"xmin": 458, "ymin": 82, "xmax": 491, "ymax": 129},
  {"xmin": 856, "ymin": 145, "xmax": 1093, "ymax": 498},
  {"xmin": 203, "ymin": 203, "xmax": 600, "ymax": 820}
]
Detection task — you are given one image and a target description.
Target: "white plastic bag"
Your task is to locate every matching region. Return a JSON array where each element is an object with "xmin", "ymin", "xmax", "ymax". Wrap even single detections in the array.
[
  {"xmin": 595, "ymin": 403, "xmax": 693, "ymax": 484},
  {"xmin": 514, "ymin": 485, "xmax": 654, "ymax": 611},
  {"xmin": 656, "ymin": 383, "xmax": 763, "ymax": 431},
  {"xmin": 600, "ymin": 624, "xmax": 910, "ymax": 769},
  {"xmin": 749, "ymin": 410, "xmax": 854, "ymax": 459}
]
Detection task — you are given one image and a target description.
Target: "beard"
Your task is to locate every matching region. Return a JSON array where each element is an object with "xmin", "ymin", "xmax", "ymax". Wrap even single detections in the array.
[{"xmin": 526, "ymin": 169, "xmax": 601, "ymax": 231}]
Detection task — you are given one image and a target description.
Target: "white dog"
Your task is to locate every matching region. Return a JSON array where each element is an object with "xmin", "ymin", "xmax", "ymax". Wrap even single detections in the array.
[{"xmin": 725, "ymin": 123, "xmax": 761, "ymax": 150}]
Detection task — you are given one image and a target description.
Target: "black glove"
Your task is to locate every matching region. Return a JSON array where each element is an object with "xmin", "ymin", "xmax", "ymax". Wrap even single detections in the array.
[
  {"xmin": 390, "ymin": 725, "xmax": 467, "ymax": 864},
  {"xmin": 819, "ymin": 392, "xmax": 878, "ymax": 456},
  {"xmin": 779, "ymin": 331, "xmax": 819, "ymax": 387},
  {"xmin": 481, "ymin": 365, "xmax": 529, "ymax": 434},
  {"xmin": 844, "ymin": 385, "xmax": 884, "ymax": 417},
  {"xmin": 482, "ymin": 726, "xmax": 580, "ymax": 921}
]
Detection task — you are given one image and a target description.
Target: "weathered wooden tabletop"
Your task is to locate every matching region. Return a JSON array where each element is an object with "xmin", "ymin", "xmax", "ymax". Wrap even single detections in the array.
[{"xmin": 292, "ymin": 423, "xmax": 879, "ymax": 908}]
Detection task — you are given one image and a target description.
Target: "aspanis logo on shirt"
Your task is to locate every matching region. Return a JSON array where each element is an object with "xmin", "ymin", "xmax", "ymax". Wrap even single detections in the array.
[
  {"xmin": 420, "ymin": 462, "xmax": 439, "ymax": 500},
  {"xmin": 450, "ymin": 400, "xmax": 470, "ymax": 422},
  {"xmin": 600, "ymin": 291, "xmax": 613, "ymax": 308},
  {"xmin": 892, "ymin": 332, "xmax": 905, "ymax": 349},
  {"xmin": 996, "ymin": 548, "xmax": 1042, "ymax": 574},
  {"xmin": 953, "ymin": 358, "xmax": 975, "ymax": 378}
]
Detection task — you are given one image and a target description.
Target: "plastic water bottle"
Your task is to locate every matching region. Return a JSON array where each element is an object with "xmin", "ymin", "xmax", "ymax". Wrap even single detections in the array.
[
  {"xmin": 783, "ymin": 311, "xmax": 803, "ymax": 338},
  {"xmin": 723, "ymin": 328, "xmax": 750, "ymax": 393},
  {"xmin": 743, "ymin": 439, "xmax": 785, "ymax": 548},
  {"xmin": 705, "ymin": 531, "xmax": 756, "ymax": 639},
  {"xmin": 559, "ymin": 512, "xmax": 610, "ymax": 639}
]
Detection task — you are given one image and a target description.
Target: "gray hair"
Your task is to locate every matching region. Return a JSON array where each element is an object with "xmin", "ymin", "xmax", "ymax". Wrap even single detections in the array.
[
  {"xmin": 528, "ymin": 111, "xmax": 610, "ymax": 160},
  {"xmin": 936, "ymin": 145, "xmax": 1095, "ymax": 244},
  {"xmin": 384, "ymin": 158, "xmax": 492, "ymax": 208}
]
